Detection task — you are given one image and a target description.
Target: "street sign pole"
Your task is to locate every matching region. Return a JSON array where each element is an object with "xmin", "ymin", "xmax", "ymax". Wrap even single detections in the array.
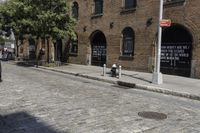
[{"xmin": 152, "ymin": 0, "xmax": 163, "ymax": 84}]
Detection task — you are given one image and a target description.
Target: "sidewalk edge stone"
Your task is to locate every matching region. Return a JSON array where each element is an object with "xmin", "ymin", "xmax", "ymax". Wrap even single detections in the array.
[
  {"xmin": 38, "ymin": 66, "xmax": 200, "ymax": 101},
  {"xmin": 117, "ymin": 81, "xmax": 200, "ymax": 101},
  {"xmin": 38, "ymin": 66, "xmax": 117, "ymax": 85}
]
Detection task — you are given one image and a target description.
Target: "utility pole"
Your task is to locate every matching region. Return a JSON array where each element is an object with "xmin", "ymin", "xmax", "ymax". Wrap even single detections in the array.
[{"xmin": 152, "ymin": 0, "xmax": 163, "ymax": 84}]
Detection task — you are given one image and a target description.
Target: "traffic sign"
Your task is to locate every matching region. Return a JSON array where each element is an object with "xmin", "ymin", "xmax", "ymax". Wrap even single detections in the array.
[{"xmin": 160, "ymin": 19, "xmax": 171, "ymax": 27}]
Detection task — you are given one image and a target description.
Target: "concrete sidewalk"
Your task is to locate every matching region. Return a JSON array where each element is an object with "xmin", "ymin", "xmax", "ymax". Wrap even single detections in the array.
[{"xmin": 31, "ymin": 63, "xmax": 200, "ymax": 101}]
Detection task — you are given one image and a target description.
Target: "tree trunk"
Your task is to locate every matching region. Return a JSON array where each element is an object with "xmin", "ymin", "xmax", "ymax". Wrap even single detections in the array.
[
  {"xmin": 36, "ymin": 38, "xmax": 41, "ymax": 67},
  {"xmin": 47, "ymin": 38, "xmax": 50, "ymax": 63},
  {"xmin": 15, "ymin": 35, "xmax": 19, "ymax": 58}
]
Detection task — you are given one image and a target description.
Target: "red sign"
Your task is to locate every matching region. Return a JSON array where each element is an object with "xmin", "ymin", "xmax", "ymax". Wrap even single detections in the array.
[{"xmin": 160, "ymin": 19, "xmax": 171, "ymax": 27}]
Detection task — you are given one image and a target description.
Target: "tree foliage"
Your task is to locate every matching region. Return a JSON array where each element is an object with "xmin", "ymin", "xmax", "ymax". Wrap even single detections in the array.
[{"xmin": 0, "ymin": 0, "xmax": 76, "ymax": 41}]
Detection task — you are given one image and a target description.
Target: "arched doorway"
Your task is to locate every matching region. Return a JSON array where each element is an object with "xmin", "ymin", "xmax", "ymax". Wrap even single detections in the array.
[
  {"xmin": 90, "ymin": 31, "xmax": 107, "ymax": 66},
  {"xmin": 161, "ymin": 24, "xmax": 193, "ymax": 77}
]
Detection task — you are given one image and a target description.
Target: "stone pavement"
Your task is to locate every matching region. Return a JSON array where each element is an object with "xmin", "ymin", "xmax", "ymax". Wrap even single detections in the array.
[
  {"xmin": 12, "ymin": 61, "xmax": 200, "ymax": 101},
  {"xmin": 2, "ymin": 62, "xmax": 200, "ymax": 133}
]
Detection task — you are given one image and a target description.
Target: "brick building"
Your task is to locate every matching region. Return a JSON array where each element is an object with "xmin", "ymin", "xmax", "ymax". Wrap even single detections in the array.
[{"xmin": 67, "ymin": 0, "xmax": 200, "ymax": 78}]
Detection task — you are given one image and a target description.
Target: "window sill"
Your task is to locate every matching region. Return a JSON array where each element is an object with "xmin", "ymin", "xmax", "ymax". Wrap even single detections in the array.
[
  {"xmin": 91, "ymin": 13, "xmax": 103, "ymax": 19},
  {"xmin": 119, "ymin": 55, "xmax": 134, "ymax": 61},
  {"xmin": 69, "ymin": 53, "xmax": 78, "ymax": 57},
  {"xmin": 120, "ymin": 7, "xmax": 136, "ymax": 15},
  {"xmin": 164, "ymin": 0, "xmax": 185, "ymax": 7}
]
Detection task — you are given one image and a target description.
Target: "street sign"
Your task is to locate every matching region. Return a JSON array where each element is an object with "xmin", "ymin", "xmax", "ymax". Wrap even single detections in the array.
[{"xmin": 160, "ymin": 19, "xmax": 171, "ymax": 27}]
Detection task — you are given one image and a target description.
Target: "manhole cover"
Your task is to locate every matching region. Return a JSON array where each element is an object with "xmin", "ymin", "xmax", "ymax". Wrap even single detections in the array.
[{"xmin": 138, "ymin": 111, "xmax": 167, "ymax": 120}]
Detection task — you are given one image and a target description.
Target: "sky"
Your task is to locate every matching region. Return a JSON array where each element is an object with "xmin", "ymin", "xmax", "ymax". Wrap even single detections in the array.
[{"xmin": 0, "ymin": 0, "xmax": 6, "ymax": 3}]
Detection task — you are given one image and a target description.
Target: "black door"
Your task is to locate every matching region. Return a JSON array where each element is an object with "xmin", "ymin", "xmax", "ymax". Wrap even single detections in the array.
[
  {"xmin": 91, "ymin": 31, "xmax": 107, "ymax": 66},
  {"xmin": 161, "ymin": 25, "xmax": 193, "ymax": 77},
  {"xmin": 29, "ymin": 38, "xmax": 36, "ymax": 60},
  {"xmin": 55, "ymin": 39, "xmax": 63, "ymax": 61}
]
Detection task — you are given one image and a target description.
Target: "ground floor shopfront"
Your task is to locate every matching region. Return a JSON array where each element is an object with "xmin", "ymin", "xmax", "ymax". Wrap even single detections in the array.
[
  {"xmin": 16, "ymin": 38, "xmax": 70, "ymax": 64},
  {"xmin": 15, "ymin": 24, "xmax": 200, "ymax": 78},
  {"xmin": 68, "ymin": 23, "xmax": 200, "ymax": 79}
]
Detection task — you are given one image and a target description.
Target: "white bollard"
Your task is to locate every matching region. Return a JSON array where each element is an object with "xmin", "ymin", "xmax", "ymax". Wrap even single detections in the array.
[
  {"xmin": 103, "ymin": 64, "xmax": 106, "ymax": 76},
  {"xmin": 119, "ymin": 65, "xmax": 122, "ymax": 79}
]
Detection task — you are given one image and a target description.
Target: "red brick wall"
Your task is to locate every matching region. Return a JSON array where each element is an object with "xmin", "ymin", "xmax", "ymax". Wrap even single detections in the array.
[{"xmin": 65, "ymin": 0, "xmax": 200, "ymax": 78}]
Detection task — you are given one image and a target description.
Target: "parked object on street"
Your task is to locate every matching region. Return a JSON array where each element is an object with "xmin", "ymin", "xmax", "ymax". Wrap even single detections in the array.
[
  {"xmin": 1, "ymin": 48, "xmax": 15, "ymax": 61},
  {"xmin": 0, "ymin": 50, "xmax": 2, "ymax": 60},
  {"xmin": 111, "ymin": 64, "xmax": 117, "ymax": 77},
  {"xmin": 2, "ymin": 50, "xmax": 8, "ymax": 61}
]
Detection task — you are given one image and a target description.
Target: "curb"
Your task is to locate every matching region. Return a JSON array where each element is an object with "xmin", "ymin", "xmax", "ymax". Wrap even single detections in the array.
[
  {"xmin": 38, "ymin": 66, "xmax": 200, "ymax": 101},
  {"xmin": 135, "ymin": 84, "xmax": 200, "ymax": 101},
  {"xmin": 118, "ymin": 81, "xmax": 200, "ymax": 101},
  {"xmin": 38, "ymin": 66, "xmax": 117, "ymax": 85}
]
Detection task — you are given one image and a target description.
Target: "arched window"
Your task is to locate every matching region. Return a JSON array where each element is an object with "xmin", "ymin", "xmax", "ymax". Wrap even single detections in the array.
[
  {"xmin": 70, "ymin": 35, "xmax": 78, "ymax": 54},
  {"xmin": 72, "ymin": 2, "xmax": 79, "ymax": 19},
  {"xmin": 124, "ymin": 0, "xmax": 137, "ymax": 9},
  {"xmin": 122, "ymin": 27, "xmax": 135, "ymax": 56},
  {"xmin": 94, "ymin": 0, "xmax": 103, "ymax": 14}
]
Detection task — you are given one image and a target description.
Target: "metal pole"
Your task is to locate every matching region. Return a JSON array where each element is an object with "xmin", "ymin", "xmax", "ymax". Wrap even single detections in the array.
[
  {"xmin": 103, "ymin": 64, "xmax": 106, "ymax": 76},
  {"xmin": 119, "ymin": 65, "xmax": 122, "ymax": 79},
  {"xmin": 152, "ymin": 0, "xmax": 163, "ymax": 84}
]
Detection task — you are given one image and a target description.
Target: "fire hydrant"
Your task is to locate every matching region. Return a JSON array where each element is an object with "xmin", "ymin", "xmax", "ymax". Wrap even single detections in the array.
[{"xmin": 111, "ymin": 64, "xmax": 117, "ymax": 77}]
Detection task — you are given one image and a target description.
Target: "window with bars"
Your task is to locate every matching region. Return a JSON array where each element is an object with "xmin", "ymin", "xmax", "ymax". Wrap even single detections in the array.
[
  {"xmin": 72, "ymin": 2, "xmax": 79, "ymax": 19},
  {"xmin": 124, "ymin": 0, "xmax": 137, "ymax": 9},
  {"xmin": 94, "ymin": 0, "xmax": 103, "ymax": 14},
  {"xmin": 122, "ymin": 27, "xmax": 135, "ymax": 56},
  {"xmin": 70, "ymin": 37, "xmax": 78, "ymax": 54}
]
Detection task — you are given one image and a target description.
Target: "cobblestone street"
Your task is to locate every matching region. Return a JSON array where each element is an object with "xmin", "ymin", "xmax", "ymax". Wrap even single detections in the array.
[{"xmin": 0, "ymin": 62, "xmax": 200, "ymax": 133}]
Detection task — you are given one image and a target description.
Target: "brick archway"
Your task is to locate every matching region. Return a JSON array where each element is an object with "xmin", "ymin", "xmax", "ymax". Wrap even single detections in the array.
[
  {"xmin": 90, "ymin": 30, "xmax": 107, "ymax": 66},
  {"xmin": 161, "ymin": 24, "xmax": 193, "ymax": 77}
]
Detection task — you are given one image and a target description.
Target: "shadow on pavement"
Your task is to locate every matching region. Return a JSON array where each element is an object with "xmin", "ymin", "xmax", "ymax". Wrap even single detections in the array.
[
  {"xmin": 122, "ymin": 73, "xmax": 152, "ymax": 83},
  {"xmin": 0, "ymin": 112, "xmax": 65, "ymax": 133},
  {"xmin": 15, "ymin": 61, "xmax": 69, "ymax": 68},
  {"xmin": 15, "ymin": 61, "xmax": 35, "ymax": 67}
]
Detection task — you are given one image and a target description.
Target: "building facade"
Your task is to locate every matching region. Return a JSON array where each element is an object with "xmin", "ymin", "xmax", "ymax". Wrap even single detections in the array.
[{"xmin": 68, "ymin": 0, "xmax": 200, "ymax": 78}]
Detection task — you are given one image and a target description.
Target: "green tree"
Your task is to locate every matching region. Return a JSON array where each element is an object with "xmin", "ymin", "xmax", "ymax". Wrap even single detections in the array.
[
  {"xmin": 0, "ymin": 0, "xmax": 76, "ymax": 62},
  {"xmin": 31, "ymin": 0, "xmax": 76, "ymax": 63}
]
